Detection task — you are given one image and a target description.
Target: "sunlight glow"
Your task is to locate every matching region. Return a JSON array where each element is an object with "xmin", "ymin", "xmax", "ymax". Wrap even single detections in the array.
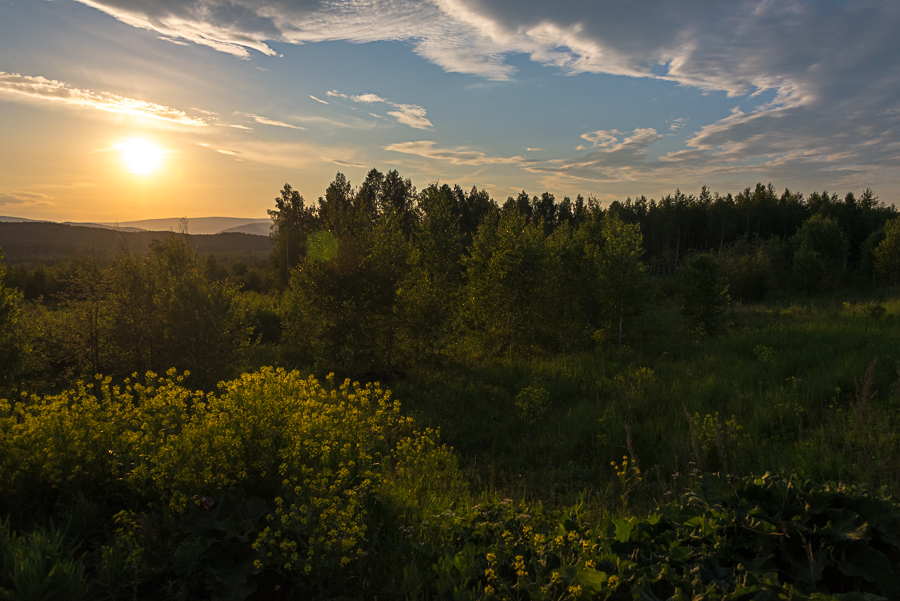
[{"xmin": 117, "ymin": 138, "xmax": 165, "ymax": 174}]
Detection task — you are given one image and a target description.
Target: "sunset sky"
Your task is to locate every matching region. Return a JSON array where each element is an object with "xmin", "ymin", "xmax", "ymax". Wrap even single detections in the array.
[{"xmin": 1, "ymin": 0, "xmax": 898, "ymax": 222}]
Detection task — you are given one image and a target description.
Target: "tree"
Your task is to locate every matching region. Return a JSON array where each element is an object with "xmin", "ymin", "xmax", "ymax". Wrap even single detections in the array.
[
  {"xmin": 678, "ymin": 252, "xmax": 731, "ymax": 335},
  {"xmin": 399, "ymin": 184, "xmax": 465, "ymax": 361},
  {"xmin": 105, "ymin": 236, "xmax": 252, "ymax": 388},
  {"xmin": 591, "ymin": 212, "xmax": 648, "ymax": 346},
  {"xmin": 465, "ymin": 210, "xmax": 551, "ymax": 355},
  {"xmin": 791, "ymin": 215, "xmax": 848, "ymax": 292},
  {"xmin": 268, "ymin": 183, "xmax": 318, "ymax": 288},
  {"xmin": 58, "ymin": 252, "xmax": 108, "ymax": 376},
  {"xmin": 284, "ymin": 172, "xmax": 409, "ymax": 376},
  {"xmin": 874, "ymin": 217, "xmax": 900, "ymax": 286}
]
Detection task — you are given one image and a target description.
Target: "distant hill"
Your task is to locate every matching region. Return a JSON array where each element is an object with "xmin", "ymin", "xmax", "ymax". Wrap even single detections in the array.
[
  {"xmin": 0, "ymin": 216, "xmax": 47, "ymax": 223},
  {"xmin": 62, "ymin": 222, "xmax": 146, "ymax": 233},
  {"xmin": 219, "ymin": 222, "xmax": 272, "ymax": 236},
  {"xmin": 1, "ymin": 215, "xmax": 272, "ymax": 235},
  {"xmin": 0, "ymin": 221, "xmax": 272, "ymax": 265},
  {"xmin": 100, "ymin": 217, "xmax": 272, "ymax": 235}
]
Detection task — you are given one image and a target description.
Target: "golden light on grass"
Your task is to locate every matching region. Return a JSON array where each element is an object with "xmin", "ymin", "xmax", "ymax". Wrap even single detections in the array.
[{"xmin": 116, "ymin": 138, "xmax": 165, "ymax": 174}]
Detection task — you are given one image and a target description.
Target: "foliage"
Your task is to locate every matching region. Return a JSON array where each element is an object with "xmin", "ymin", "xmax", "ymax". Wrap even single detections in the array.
[
  {"xmin": 792, "ymin": 215, "xmax": 849, "ymax": 293},
  {"xmin": 514, "ymin": 385, "xmax": 550, "ymax": 425},
  {"xmin": 719, "ymin": 240, "xmax": 771, "ymax": 302},
  {"xmin": 678, "ymin": 252, "xmax": 731, "ymax": 335},
  {"xmin": 0, "ymin": 368, "xmax": 462, "ymax": 599},
  {"xmin": 465, "ymin": 210, "xmax": 553, "ymax": 355},
  {"xmin": 0, "ymin": 519, "xmax": 88, "ymax": 601},
  {"xmin": 103, "ymin": 236, "xmax": 253, "ymax": 389},
  {"xmin": 398, "ymin": 184, "xmax": 465, "ymax": 361},
  {"xmin": 874, "ymin": 216, "xmax": 900, "ymax": 285},
  {"xmin": 268, "ymin": 183, "xmax": 318, "ymax": 288},
  {"xmin": 591, "ymin": 213, "xmax": 648, "ymax": 346},
  {"xmin": 403, "ymin": 473, "xmax": 900, "ymax": 600},
  {"xmin": 0, "ymin": 250, "xmax": 25, "ymax": 391}
]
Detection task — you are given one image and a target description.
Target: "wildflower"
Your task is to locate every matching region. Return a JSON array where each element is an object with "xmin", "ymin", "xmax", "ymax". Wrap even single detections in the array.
[
  {"xmin": 514, "ymin": 555, "xmax": 528, "ymax": 577},
  {"xmin": 200, "ymin": 496, "xmax": 215, "ymax": 510}
]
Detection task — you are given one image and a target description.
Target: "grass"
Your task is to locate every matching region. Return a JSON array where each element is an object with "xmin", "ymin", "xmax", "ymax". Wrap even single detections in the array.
[
  {"xmin": 3, "ymin": 291, "xmax": 900, "ymax": 599},
  {"xmin": 393, "ymin": 293, "xmax": 900, "ymax": 512}
]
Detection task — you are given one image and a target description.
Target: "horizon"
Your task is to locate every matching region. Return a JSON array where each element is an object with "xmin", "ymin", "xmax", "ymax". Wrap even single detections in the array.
[{"xmin": 1, "ymin": 0, "xmax": 899, "ymax": 223}]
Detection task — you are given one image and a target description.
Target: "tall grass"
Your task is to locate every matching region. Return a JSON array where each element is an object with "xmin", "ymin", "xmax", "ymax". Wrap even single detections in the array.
[{"xmin": 393, "ymin": 294, "xmax": 900, "ymax": 512}]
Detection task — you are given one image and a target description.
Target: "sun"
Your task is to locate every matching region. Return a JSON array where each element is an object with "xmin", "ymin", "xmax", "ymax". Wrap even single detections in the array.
[{"xmin": 117, "ymin": 138, "xmax": 165, "ymax": 174}]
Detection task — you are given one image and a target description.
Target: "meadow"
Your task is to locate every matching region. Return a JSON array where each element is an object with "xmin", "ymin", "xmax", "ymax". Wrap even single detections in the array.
[
  {"xmin": 2, "ymin": 175, "xmax": 900, "ymax": 598},
  {"xmin": 2, "ymin": 291, "xmax": 900, "ymax": 600}
]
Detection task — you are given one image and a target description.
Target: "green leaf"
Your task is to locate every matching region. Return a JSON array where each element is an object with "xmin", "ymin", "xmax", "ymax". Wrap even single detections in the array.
[
  {"xmin": 574, "ymin": 568, "xmax": 609, "ymax": 595},
  {"xmin": 838, "ymin": 544, "xmax": 900, "ymax": 597},
  {"xmin": 614, "ymin": 517, "xmax": 638, "ymax": 543}
]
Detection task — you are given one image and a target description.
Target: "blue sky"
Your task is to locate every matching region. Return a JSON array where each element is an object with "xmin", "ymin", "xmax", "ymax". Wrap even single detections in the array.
[{"xmin": 1, "ymin": 0, "xmax": 898, "ymax": 221}]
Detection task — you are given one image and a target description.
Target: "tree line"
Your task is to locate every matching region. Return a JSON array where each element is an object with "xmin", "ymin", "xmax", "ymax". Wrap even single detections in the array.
[
  {"xmin": 270, "ymin": 169, "xmax": 899, "ymax": 375},
  {"xmin": 2, "ymin": 168, "xmax": 899, "ymax": 392}
]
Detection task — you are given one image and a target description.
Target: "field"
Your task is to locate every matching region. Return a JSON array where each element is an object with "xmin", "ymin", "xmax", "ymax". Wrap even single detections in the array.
[
  {"xmin": 2, "ymin": 290, "xmax": 900, "ymax": 600},
  {"xmin": 2, "ymin": 184, "xmax": 900, "ymax": 598}
]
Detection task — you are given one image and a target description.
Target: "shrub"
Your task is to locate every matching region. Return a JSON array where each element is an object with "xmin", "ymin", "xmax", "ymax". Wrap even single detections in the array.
[{"xmin": 0, "ymin": 368, "xmax": 463, "ymax": 597}]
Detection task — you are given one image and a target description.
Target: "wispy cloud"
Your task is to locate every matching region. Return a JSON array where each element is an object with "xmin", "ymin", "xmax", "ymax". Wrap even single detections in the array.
[
  {"xmin": 243, "ymin": 113, "xmax": 304, "ymax": 130},
  {"xmin": 55, "ymin": 1, "xmax": 900, "ymax": 187},
  {"xmin": 387, "ymin": 105, "xmax": 432, "ymax": 129},
  {"xmin": 385, "ymin": 141, "xmax": 527, "ymax": 166},
  {"xmin": 0, "ymin": 72, "xmax": 208, "ymax": 126},
  {"xmin": 0, "ymin": 190, "xmax": 54, "ymax": 208},
  {"xmin": 309, "ymin": 95, "xmax": 328, "ymax": 105},
  {"xmin": 328, "ymin": 88, "xmax": 433, "ymax": 130},
  {"xmin": 321, "ymin": 157, "xmax": 367, "ymax": 168}
]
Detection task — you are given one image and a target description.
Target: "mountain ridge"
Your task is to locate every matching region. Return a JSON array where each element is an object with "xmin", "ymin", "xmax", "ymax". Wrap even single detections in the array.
[{"xmin": 0, "ymin": 216, "xmax": 271, "ymax": 236}]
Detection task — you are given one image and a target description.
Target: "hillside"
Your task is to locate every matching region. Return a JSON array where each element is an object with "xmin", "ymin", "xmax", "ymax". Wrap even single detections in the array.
[{"xmin": 0, "ymin": 221, "xmax": 272, "ymax": 264}]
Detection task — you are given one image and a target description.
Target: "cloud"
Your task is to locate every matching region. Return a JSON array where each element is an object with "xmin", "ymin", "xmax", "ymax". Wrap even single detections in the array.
[
  {"xmin": 321, "ymin": 157, "xmax": 367, "ymax": 168},
  {"xmin": 0, "ymin": 72, "xmax": 208, "ymax": 126},
  {"xmin": 385, "ymin": 141, "xmax": 528, "ymax": 166},
  {"xmin": 0, "ymin": 190, "xmax": 54, "ymax": 208},
  {"xmin": 244, "ymin": 113, "xmax": 305, "ymax": 130},
  {"xmin": 387, "ymin": 104, "xmax": 432, "ymax": 130},
  {"xmin": 158, "ymin": 36, "xmax": 189, "ymax": 46},
  {"xmin": 67, "ymin": 1, "xmax": 900, "ymax": 181},
  {"xmin": 328, "ymin": 89, "xmax": 433, "ymax": 130},
  {"xmin": 351, "ymin": 93, "xmax": 386, "ymax": 104},
  {"xmin": 309, "ymin": 95, "xmax": 328, "ymax": 104}
]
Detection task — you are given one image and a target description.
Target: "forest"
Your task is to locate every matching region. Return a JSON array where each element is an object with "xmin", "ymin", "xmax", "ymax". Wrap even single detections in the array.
[{"xmin": 2, "ymin": 168, "xmax": 900, "ymax": 600}]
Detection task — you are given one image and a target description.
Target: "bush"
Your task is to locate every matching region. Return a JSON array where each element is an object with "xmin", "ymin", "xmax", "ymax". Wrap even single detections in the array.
[{"xmin": 0, "ymin": 368, "xmax": 463, "ymax": 598}]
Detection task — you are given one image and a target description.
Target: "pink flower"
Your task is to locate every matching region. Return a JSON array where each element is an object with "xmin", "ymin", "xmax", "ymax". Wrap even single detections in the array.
[{"xmin": 200, "ymin": 496, "xmax": 215, "ymax": 510}]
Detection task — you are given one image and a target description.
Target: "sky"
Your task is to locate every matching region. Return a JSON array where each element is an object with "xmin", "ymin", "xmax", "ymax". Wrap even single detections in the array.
[{"xmin": 1, "ymin": 0, "xmax": 899, "ymax": 222}]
